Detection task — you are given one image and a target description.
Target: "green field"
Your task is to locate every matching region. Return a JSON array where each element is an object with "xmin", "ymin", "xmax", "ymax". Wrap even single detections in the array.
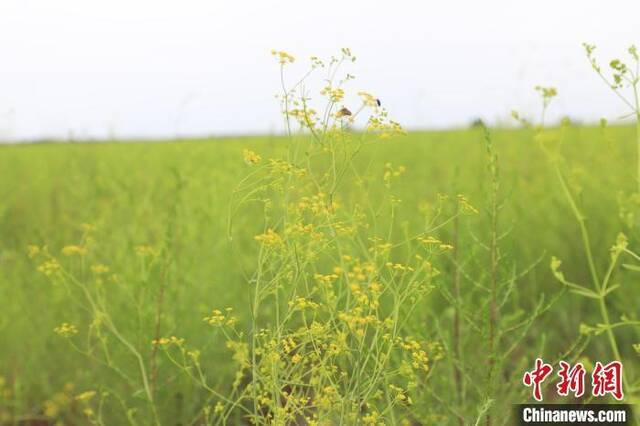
[{"xmin": 1, "ymin": 124, "xmax": 638, "ymax": 424}]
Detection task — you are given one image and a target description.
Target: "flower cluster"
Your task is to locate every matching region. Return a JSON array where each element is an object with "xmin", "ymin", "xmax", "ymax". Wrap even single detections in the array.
[
  {"xmin": 203, "ymin": 308, "xmax": 237, "ymax": 327},
  {"xmin": 271, "ymin": 50, "xmax": 295, "ymax": 65},
  {"xmin": 54, "ymin": 323, "xmax": 78, "ymax": 337},
  {"xmin": 243, "ymin": 149, "xmax": 262, "ymax": 165}
]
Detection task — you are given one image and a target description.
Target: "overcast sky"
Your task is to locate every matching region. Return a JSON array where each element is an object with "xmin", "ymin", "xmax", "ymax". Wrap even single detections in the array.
[{"xmin": 1, "ymin": 0, "xmax": 639, "ymax": 141}]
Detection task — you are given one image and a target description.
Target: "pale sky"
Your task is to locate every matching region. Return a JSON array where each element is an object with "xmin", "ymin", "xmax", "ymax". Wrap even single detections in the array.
[{"xmin": 1, "ymin": 0, "xmax": 639, "ymax": 141}]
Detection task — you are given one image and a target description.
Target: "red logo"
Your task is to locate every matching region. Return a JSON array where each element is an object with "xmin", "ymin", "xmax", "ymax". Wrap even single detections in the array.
[
  {"xmin": 523, "ymin": 358, "xmax": 554, "ymax": 401},
  {"xmin": 523, "ymin": 359, "xmax": 624, "ymax": 401},
  {"xmin": 556, "ymin": 361, "xmax": 586, "ymax": 398},
  {"xmin": 592, "ymin": 361, "xmax": 623, "ymax": 400}
]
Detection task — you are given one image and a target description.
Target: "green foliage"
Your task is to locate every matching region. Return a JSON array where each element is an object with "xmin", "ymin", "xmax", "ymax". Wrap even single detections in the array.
[{"xmin": 0, "ymin": 47, "xmax": 639, "ymax": 424}]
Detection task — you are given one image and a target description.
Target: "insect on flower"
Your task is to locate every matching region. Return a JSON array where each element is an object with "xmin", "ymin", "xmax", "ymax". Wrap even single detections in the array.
[{"xmin": 336, "ymin": 107, "xmax": 352, "ymax": 118}]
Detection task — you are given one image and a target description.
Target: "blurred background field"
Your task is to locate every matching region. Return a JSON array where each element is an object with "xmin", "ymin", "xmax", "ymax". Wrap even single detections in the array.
[{"xmin": 0, "ymin": 125, "xmax": 638, "ymax": 422}]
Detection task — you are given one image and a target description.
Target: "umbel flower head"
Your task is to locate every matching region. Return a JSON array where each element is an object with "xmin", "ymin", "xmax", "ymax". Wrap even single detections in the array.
[{"xmin": 271, "ymin": 50, "xmax": 295, "ymax": 65}]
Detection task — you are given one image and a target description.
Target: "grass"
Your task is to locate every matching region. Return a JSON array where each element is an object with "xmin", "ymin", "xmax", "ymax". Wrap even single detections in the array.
[{"xmin": 1, "ymin": 123, "xmax": 639, "ymax": 424}]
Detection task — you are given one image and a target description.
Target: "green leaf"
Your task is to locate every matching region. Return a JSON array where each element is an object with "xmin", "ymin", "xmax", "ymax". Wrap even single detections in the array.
[
  {"xmin": 569, "ymin": 288, "xmax": 600, "ymax": 299},
  {"xmin": 622, "ymin": 263, "xmax": 640, "ymax": 272},
  {"xmin": 602, "ymin": 284, "xmax": 621, "ymax": 296}
]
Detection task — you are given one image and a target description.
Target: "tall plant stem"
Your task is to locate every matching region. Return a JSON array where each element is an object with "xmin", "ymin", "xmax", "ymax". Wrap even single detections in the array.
[
  {"xmin": 555, "ymin": 166, "xmax": 629, "ymax": 390},
  {"xmin": 636, "ymin": 111, "xmax": 640, "ymax": 194},
  {"xmin": 452, "ymin": 210, "xmax": 463, "ymax": 425},
  {"xmin": 633, "ymin": 77, "xmax": 640, "ymax": 193},
  {"xmin": 484, "ymin": 128, "xmax": 499, "ymax": 426}
]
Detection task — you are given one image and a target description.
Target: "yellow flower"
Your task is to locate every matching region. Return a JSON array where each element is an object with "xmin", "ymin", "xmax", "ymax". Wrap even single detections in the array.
[
  {"xmin": 291, "ymin": 354, "xmax": 302, "ymax": 364},
  {"xmin": 611, "ymin": 232, "xmax": 628, "ymax": 255},
  {"xmin": 91, "ymin": 264, "xmax": 109, "ymax": 274},
  {"xmin": 151, "ymin": 336, "xmax": 185, "ymax": 346},
  {"xmin": 54, "ymin": 323, "xmax": 78, "ymax": 337},
  {"xmin": 321, "ymin": 86, "xmax": 345, "ymax": 102},
  {"xmin": 203, "ymin": 308, "xmax": 237, "ymax": 327},
  {"xmin": 37, "ymin": 259, "xmax": 61, "ymax": 277},
  {"xmin": 288, "ymin": 297, "xmax": 319, "ymax": 311},
  {"xmin": 357, "ymin": 91, "xmax": 379, "ymax": 107},
  {"xmin": 411, "ymin": 349, "xmax": 430, "ymax": 372},
  {"xmin": 550, "ymin": 256, "xmax": 565, "ymax": 281},
  {"xmin": 27, "ymin": 245, "xmax": 40, "ymax": 258},
  {"xmin": 389, "ymin": 384, "xmax": 409, "ymax": 403},
  {"xmin": 282, "ymin": 336, "xmax": 296, "ymax": 353},
  {"xmin": 534, "ymin": 85, "xmax": 558, "ymax": 101},
  {"xmin": 418, "ymin": 236, "xmax": 441, "ymax": 245},
  {"xmin": 242, "ymin": 149, "xmax": 262, "ymax": 165},
  {"xmin": 152, "ymin": 337, "xmax": 171, "ymax": 346},
  {"xmin": 61, "ymin": 245, "xmax": 87, "ymax": 256},
  {"xmin": 254, "ymin": 229, "xmax": 282, "ymax": 246},
  {"xmin": 362, "ymin": 410, "xmax": 380, "ymax": 425},
  {"xmin": 271, "ymin": 50, "xmax": 295, "ymax": 65},
  {"xmin": 75, "ymin": 390, "xmax": 96, "ymax": 402},
  {"xmin": 457, "ymin": 194, "xmax": 479, "ymax": 214}
]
